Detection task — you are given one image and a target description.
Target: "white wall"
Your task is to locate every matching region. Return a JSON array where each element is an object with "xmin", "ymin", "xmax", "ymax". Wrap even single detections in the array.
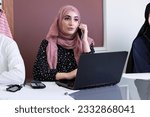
[
  {"xmin": 96, "ymin": 0, "xmax": 149, "ymax": 52},
  {"xmin": 1, "ymin": 0, "xmax": 147, "ymax": 52}
]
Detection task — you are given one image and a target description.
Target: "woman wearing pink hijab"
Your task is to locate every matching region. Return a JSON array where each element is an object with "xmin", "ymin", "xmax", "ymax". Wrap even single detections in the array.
[{"xmin": 33, "ymin": 5, "xmax": 95, "ymax": 81}]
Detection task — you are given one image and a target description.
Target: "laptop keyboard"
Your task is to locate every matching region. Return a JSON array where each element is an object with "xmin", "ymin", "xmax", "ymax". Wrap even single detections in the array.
[{"xmin": 59, "ymin": 79, "xmax": 75, "ymax": 87}]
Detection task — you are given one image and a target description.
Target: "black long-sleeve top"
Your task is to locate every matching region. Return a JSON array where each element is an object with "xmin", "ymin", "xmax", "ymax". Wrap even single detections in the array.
[
  {"xmin": 126, "ymin": 36, "xmax": 150, "ymax": 73},
  {"xmin": 33, "ymin": 39, "xmax": 95, "ymax": 81}
]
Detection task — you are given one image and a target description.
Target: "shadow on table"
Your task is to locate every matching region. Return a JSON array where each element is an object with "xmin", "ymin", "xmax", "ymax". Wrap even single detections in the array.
[
  {"xmin": 134, "ymin": 79, "xmax": 150, "ymax": 100},
  {"xmin": 69, "ymin": 85, "xmax": 124, "ymax": 100}
]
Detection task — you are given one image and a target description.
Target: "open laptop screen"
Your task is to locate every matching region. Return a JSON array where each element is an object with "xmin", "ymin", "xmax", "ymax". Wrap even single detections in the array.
[{"xmin": 56, "ymin": 51, "xmax": 128, "ymax": 90}]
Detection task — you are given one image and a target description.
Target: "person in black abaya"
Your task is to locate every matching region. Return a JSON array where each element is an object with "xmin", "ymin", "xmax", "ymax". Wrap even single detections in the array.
[
  {"xmin": 126, "ymin": 3, "xmax": 150, "ymax": 73},
  {"xmin": 126, "ymin": 3, "xmax": 150, "ymax": 100}
]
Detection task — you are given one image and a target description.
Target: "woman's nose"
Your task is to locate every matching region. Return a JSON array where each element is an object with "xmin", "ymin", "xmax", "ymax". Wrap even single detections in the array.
[{"xmin": 69, "ymin": 20, "xmax": 74, "ymax": 25}]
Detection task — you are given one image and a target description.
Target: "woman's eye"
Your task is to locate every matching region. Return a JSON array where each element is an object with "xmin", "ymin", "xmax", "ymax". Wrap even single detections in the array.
[
  {"xmin": 74, "ymin": 18, "xmax": 79, "ymax": 21},
  {"xmin": 64, "ymin": 17, "xmax": 70, "ymax": 20}
]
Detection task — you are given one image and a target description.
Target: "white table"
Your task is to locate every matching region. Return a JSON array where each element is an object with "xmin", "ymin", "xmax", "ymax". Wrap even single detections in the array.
[
  {"xmin": 0, "ymin": 82, "xmax": 129, "ymax": 100},
  {"xmin": 120, "ymin": 73, "xmax": 150, "ymax": 100},
  {"xmin": 1, "ymin": 73, "xmax": 149, "ymax": 100},
  {"xmin": 122, "ymin": 73, "xmax": 150, "ymax": 80},
  {"xmin": 0, "ymin": 82, "xmax": 77, "ymax": 100}
]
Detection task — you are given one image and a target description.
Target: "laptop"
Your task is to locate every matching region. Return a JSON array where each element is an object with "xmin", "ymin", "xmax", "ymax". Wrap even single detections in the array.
[{"xmin": 55, "ymin": 51, "xmax": 128, "ymax": 90}]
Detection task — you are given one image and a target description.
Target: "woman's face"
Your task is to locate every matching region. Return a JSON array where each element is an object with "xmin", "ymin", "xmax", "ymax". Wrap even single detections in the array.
[{"xmin": 61, "ymin": 11, "xmax": 79, "ymax": 35}]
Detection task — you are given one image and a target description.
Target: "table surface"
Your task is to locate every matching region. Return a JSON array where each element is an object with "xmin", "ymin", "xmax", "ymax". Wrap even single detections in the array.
[
  {"xmin": 121, "ymin": 73, "xmax": 150, "ymax": 100},
  {"xmin": 0, "ymin": 73, "xmax": 150, "ymax": 100}
]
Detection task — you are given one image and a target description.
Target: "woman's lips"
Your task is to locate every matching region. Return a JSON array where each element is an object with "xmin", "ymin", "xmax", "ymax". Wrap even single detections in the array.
[{"xmin": 68, "ymin": 27, "xmax": 74, "ymax": 31}]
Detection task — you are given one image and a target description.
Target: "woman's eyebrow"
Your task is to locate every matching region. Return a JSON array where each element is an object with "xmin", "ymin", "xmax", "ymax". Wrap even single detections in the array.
[
  {"xmin": 64, "ymin": 15, "xmax": 71, "ymax": 18},
  {"xmin": 74, "ymin": 16, "xmax": 79, "ymax": 19},
  {"xmin": 64, "ymin": 15, "xmax": 79, "ymax": 18}
]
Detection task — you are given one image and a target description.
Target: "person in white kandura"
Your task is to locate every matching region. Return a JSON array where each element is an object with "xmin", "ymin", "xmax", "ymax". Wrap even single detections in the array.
[{"xmin": 0, "ymin": 9, "xmax": 25, "ymax": 85}]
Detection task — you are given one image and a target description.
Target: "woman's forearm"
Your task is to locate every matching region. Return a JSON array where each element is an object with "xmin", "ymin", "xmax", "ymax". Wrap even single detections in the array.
[
  {"xmin": 55, "ymin": 69, "xmax": 77, "ymax": 80},
  {"xmin": 82, "ymin": 39, "xmax": 91, "ymax": 52}
]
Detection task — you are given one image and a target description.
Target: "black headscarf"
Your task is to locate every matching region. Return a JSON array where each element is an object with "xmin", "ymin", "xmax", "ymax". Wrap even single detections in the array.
[
  {"xmin": 136, "ymin": 3, "xmax": 150, "ymax": 40},
  {"xmin": 126, "ymin": 3, "xmax": 150, "ymax": 73}
]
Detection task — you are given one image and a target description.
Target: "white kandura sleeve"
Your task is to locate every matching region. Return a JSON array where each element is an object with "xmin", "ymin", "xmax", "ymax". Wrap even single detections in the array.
[{"xmin": 0, "ymin": 41, "xmax": 25, "ymax": 85}]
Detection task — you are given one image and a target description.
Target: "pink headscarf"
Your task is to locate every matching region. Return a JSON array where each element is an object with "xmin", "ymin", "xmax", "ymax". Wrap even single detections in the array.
[
  {"xmin": 0, "ymin": 9, "xmax": 13, "ymax": 39},
  {"xmin": 46, "ymin": 5, "xmax": 94, "ymax": 69}
]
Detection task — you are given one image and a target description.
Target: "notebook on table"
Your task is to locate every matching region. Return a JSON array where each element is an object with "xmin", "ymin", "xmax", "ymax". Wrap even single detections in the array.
[{"xmin": 55, "ymin": 51, "xmax": 128, "ymax": 90}]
